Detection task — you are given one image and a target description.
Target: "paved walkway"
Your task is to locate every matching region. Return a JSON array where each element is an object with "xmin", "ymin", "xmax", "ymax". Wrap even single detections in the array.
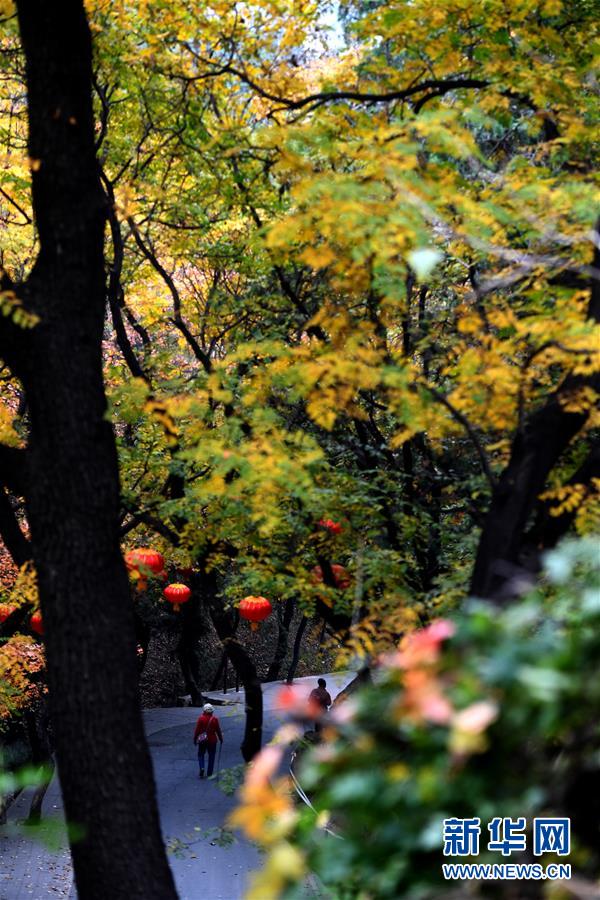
[{"xmin": 0, "ymin": 672, "xmax": 354, "ymax": 900}]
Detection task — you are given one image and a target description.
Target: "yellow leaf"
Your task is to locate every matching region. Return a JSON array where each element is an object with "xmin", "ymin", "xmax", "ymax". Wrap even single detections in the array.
[{"xmin": 301, "ymin": 245, "xmax": 336, "ymax": 269}]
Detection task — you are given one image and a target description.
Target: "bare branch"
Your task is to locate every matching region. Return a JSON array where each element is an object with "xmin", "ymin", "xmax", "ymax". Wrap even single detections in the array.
[
  {"xmin": 172, "ymin": 50, "xmax": 489, "ymax": 116},
  {"xmin": 423, "ymin": 384, "xmax": 497, "ymax": 489},
  {"xmin": 0, "ymin": 184, "xmax": 32, "ymax": 224},
  {"xmin": 127, "ymin": 217, "xmax": 213, "ymax": 373}
]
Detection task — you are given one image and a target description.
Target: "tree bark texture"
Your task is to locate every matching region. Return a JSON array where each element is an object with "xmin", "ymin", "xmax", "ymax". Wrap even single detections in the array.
[
  {"xmin": 1, "ymin": 3, "xmax": 178, "ymax": 897},
  {"xmin": 265, "ymin": 597, "xmax": 294, "ymax": 681},
  {"xmin": 471, "ymin": 226, "xmax": 600, "ymax": 600}
]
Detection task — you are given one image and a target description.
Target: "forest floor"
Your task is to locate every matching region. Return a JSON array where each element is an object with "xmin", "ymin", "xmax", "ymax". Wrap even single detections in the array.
[
  {"xmin": 0, "ymin": 671, "xmax": 354, "ymax": 900},
  {"xmin": 139, "ymin": 612, "xmax": 339, "ymax": 708}
]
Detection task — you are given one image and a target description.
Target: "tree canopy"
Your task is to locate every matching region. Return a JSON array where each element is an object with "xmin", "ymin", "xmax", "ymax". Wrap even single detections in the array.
[{"xmin": 0, "ymin": 0, "xmax": 598, "ymax": 896}]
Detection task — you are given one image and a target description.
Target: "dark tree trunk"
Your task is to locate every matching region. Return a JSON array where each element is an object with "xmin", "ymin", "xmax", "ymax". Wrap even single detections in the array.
[
  {"xmin": 470, "ymin": 396, "xmax": 593, "ymax": 600},
  {"xmin": 0, "ymin": 705, "xmax": 51, "ymax": 824},
  {"xmin": 25, "ymin": 760, "xmax": 54, "ymax": 824},
  {"xmin": 286, "ymin": 616, "xmax": 308, "ymax": 684},
  {"xmin": 265, "ymin": 597, "xmax": 294, "ymax": 681},
  {"xmin": 176, "ymin": 637, "xmax": 205, "ymax": 706},
  {"xmin": 197, "ymin": 569, "xmax": 263, "ymax": 761},
  {"xmin": 526, "ymin": 444, "xmax": 600, "ymax": 553},
  {"xmin": 210, "ymin": 650, "xmax": 228, "ymax": 691},
  {"xmin": 418, "ymin": 444, "xmax": 442, "ymax": 591},
  {"xmin": 176, "ymin": 596, "xmax": 205, "ymax": 706},
  {"xmin": 23, "ymin": 706, "xmax": 53, "ymax": 825},
  {"xmin": 471, "ymin": 225, "xmax": 600, "ymax": 601},
  {"xmin": 0, "ymin": 785, "xmax": 24, "ymax": 825},
  {"xmin": 0, "ymin": 3, "xmax": 178, "ymax": 897},
  {"xmin": 331, "ymin": 666, "xmax": 372, "ymax": 708},
  {"xmin": 133, "ymin": 610, "xmax": 151, "ymax": 675}
]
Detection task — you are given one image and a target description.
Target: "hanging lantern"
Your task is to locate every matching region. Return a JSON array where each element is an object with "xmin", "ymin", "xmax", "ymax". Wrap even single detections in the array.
[
  {"xmin": 178, "ymin": 566, "xmax": 194, "ymax": 581},
  {"xmin": 125, "ymin": 547, "xmax": 165, "ymax": 575},
  {"xmin": 163, "ymin": 582, "xmax": 192, "ymax": 612},
  {"xmin": 318, "ymin": 518, "xmax": 343, "ymax": 535},
  {"xmin": 0, "ymin": 603, "xmax": 16, "ymax": 624},
  {"xmin": 30, "ymin": 611, "xmax": 44, "ymax": 636},
  {"xmin": 125, "ymin": 548, "xmax": 165, "ymax": 592},
  {"xmin": 239, "ymin": 595, "xmax": 272, "ymax": 631},
  {"xmin": 311, "ymin": 564, "xmax": 351, "ymax": 590}
]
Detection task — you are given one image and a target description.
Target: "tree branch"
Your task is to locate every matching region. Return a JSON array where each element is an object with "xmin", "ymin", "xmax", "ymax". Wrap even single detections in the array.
[
  {"xmin": 528, "ymin": 444, "xmax": 600, "ymax": 553},
  {"xmin": 471, "ymin": 219, "xmax": 600, "ymax": 599},
  {"xmin": 100, "ymin": 169, "xmax": 151, "ymax": 383},
  {"xmin": 127, "ymin": 217, "xmax": 213, "ymax": 373},
  {"xmin": 177, "ymin": 52, "xmax": 489, "ymax": 115},
  {"xmin": 119, "ymin": 509, "xmax": 180, "ymax": 545},
  {"xmin": 0, "ymin": 184, "xmax": 32, "ymax": 224},
  {"xmin": 424, "ymin": 385, "xmax": 497, "ymax": 489}
]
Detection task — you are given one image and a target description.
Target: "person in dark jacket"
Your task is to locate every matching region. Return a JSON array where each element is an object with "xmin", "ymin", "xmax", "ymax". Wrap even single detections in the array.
[
  {"xmin": 193, "ymin": 703, "xmax": 223, "ymax": 778},
  {"xmin": 309, "ymin": 678, "xmax": 332, "ymax": 733}
]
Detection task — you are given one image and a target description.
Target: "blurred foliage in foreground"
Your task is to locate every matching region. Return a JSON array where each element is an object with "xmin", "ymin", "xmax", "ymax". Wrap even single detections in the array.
[{"xmin": 232, "ymin": 537, "xmax": 600, "ymax": 899}]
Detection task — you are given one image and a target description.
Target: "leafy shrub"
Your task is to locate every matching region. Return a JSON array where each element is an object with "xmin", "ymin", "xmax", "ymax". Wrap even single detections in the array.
[{"xmin": 233, "ymin": 538, "xmax": 600, "ymax": 899}]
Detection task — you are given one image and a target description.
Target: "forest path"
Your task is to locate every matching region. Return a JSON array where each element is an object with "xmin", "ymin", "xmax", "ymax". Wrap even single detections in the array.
[{"xmin": 0, "ymin": 671, "xmax": 354, "ymax": 900}]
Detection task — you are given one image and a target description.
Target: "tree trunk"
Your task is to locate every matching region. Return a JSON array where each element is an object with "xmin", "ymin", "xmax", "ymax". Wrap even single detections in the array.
[
  {"xmin": 133, "ymin": 611, "xmax": 151, "ymax": 675},
  {"xmin": 175, "ymin": 591, "xmax": 206, "ymax": 705},
  {"xmin": 471, "ymin": 226, "xmax": 600, "ymax": 601},
  {"xmin": 197, "ymin": 569, "xmax": 263, "ymax": 761},
  {"xmin": 331, "ymin": 666, "xmax": 372, "ymax": 708},
  {"xmin": 265, "ymin": 597, "xmax": 294, "ymax": 681},
  {"xmin": 286, "ymin": 616, "xmax": 308, "ymax": 684},
  {"xmin": 470, "ymin": 396, "xmax": 592, "ymax": 600},
  {"xmin": 210, "ymin": 650, "xmax": 228, "ymax": 691},
  {"xmin": 0, "ymin": 3, "xmax": 178, "ymax": 897},
  {"xmin": 23, "ymin": 705, "xmax": 53, "ymax": 824}
]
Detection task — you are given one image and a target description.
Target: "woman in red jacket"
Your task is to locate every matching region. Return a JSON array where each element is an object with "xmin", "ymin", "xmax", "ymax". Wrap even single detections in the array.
[{"xmin": 193, "ymin": 703, "xmax": 223, "ymax": 778}]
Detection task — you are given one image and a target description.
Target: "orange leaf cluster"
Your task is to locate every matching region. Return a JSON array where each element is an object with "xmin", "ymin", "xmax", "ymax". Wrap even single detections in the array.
[{"xmin": 0, "ymin": 634, "xmax": 46, "ymax": 723}]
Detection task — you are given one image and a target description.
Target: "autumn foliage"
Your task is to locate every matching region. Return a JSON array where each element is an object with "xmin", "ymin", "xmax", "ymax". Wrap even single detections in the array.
[
  {"xmin": 0, "ymin": 0, "xmax": 598, "ymax": 895},
  {"xmin": 0, "ymin": 635, "xmax": 45, "ymax": 725}
]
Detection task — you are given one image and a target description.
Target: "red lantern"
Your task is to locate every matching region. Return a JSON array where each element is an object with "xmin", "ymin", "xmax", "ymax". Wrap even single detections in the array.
[
  {"xmin": 311, "ymin": 564, "xmax": 351, "ymax": 590},
  {"xmin": 239, "ymin": 596, "xmax": 272, "ymax": 631},
  {"xmin": 318, "ymin": 518, "xmax": 343, "ymax": 535},
  {"xmin": 0, "ymin": 604, "xmax": 16, "ymax": 624},
  {"xmin": 30, "ymin": 611, "xmax": 44, "ymax": 636},
  {"xmin": 125, "ymin": 547, "xmax": 165, "ymax": 592},
  {"xmin": 178, "ymin": 566, "xmax": 194, "ymax": 580},
  {"xmin": 125, "ymin": 547, "xmax": 165, "ymax": 575},
  {"xmin": 163, "ymin": 582, "xmax": 192, "ymax": 612}
]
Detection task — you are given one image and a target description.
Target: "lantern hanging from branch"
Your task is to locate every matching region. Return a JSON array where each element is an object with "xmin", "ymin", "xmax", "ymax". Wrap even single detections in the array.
[
  {"xmin": 239, "ymin": 595, "xmax": 272, "ymax": 631},
  {"xmin": 163, "ymin": 583, "xmax": 192, "ymax": 612},
  {"xmin": 125, "ymin": 547, "xmax": 165, "ymax": 592},
  {"xmin": 30, "ymin": 611, "xmax": 44, "ymax": 636}
]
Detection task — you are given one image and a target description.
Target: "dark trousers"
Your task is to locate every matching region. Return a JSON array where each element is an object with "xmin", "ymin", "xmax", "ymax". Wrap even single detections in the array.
[{"xmin": 198, "ymin": 741, "xmax": 217, "ymax": 776}]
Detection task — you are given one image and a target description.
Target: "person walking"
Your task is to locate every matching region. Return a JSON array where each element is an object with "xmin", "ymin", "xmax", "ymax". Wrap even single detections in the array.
[
  {"xmin": 309, "ymin": 678, "xmax": 332, "ymax": 733},
  {"xmin": 193, "ymin": 703, "xmax": 223, "ymax": 778}
]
